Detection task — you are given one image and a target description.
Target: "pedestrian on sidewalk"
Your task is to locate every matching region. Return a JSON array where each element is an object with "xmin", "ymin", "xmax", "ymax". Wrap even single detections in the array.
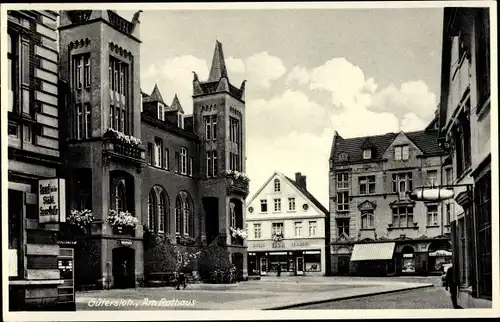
[
  {"xmin": 277, "ymin": 263, "xmax": 281, "ymax": 277},
  {"xmin": 444, "ymin": 265, "xmax": 461, "ymax": 309},
  {"xmin": 176, "ymin": 272, "xmax": 187, "ymax": 290}
]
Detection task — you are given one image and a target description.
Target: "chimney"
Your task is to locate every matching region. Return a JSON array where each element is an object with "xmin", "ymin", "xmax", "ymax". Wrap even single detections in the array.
[{"xmin": 295, "ymin": 172, "xmax": 307, "ymax": 190}]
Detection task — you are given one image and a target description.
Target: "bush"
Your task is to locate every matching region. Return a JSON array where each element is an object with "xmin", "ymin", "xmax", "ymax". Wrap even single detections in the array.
[
  {"xmin": 144, "ymin": 232, "xmax": 177, "ymax": 276},
  {"xmin": 197, "ymin": 244, "xmax": 234, "ymax": 281}
]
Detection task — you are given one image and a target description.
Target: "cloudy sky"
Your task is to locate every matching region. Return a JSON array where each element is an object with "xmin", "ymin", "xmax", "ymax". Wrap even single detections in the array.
[{"xmin": 119, "ymin": 7, "xmax": 443, "ymax": 207}]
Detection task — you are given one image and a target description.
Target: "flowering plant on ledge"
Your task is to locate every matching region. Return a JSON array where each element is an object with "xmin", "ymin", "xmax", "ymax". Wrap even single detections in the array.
[
  {"xmin": 107, "ymin": 209, "xmax": 139, "ymax": 232},
  {"xmin": 225, "ymin": 170, "xmax": 250, "ymax": 182},
  {"xmin": 230, "ymin": 227, "xmax": 248, "ymax": 240},
  {"xmin": 68, "ymin": 209, "xmax": 93, "ymax": 230},
  {"xmin": 104, "ymin": 128, "xmax": 142, "ymax": 147},
  {"xmin": 272, "ymin": 232, "xmax": 284, "ymax": 242}
]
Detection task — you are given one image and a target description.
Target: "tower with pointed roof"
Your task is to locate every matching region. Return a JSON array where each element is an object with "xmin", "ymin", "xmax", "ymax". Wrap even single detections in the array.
[{"xmin": 193, "ymin": 41, "xmax": 248, "ymax": 279}]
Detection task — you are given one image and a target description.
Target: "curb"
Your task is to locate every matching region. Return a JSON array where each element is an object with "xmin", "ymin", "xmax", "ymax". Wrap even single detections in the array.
[{"xmin": 264, "ymin": 284, "xmax": 434, "ymax": 310}]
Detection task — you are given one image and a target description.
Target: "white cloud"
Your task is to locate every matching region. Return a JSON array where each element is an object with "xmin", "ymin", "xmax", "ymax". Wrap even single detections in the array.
[
  {"xmin": 400, "ymin": 112, "xmax": 428, "ymax": 132},
  {"xmin": 309, "ymin": 57, "xmax": 374, "ymax": 111},
  {"xmin": 226, "ymin": 57, "xmax": 246, "ymax": 75},
  {"xmin": 244, "ymin": 52, "xmax": 287, "ymax": 88},
  {"xmin": 247, "ymin": 129, "xmax": 334, "ymax": 207},
  {"xmin": 370, "ymin": 80, "xmax": 437, "ymax": 121},
  {"xmin": 286, "ymin": 66, "xmax": 310, "ymax": 86},
  {"xmin": 246, "ymin": 89, "xmax": 329, "ymax": 138},
  {"xmin": 141, "ymin": 55, "xmax": 209, "ymax": 114}
]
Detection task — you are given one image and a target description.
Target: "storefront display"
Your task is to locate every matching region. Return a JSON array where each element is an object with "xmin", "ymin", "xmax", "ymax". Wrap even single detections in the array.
[{"xmin": 304, "ymin": 251, "xmax": 321, "ymax": 272}]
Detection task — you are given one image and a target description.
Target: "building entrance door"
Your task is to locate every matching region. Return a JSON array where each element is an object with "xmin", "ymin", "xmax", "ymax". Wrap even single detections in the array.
[
  {"xmin": 296, "ymin": 257, "xmax": 304, "ymax": 275},
  {"xmin": 260, "ymin": 257, "xmax": 267, "ymax": 276},
  {"xmin": 112, "ymin": 247, "xmax": 135, "ymax": 289},
  {"xmin": 338, "ymin": 255, "xmax": 350, "ymax": 275}
]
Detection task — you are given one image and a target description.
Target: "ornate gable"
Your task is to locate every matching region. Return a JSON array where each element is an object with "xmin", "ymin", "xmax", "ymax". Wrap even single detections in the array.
[{"xmin": 358, "ymin": 200, "xmax": 377, "ymax": 211}]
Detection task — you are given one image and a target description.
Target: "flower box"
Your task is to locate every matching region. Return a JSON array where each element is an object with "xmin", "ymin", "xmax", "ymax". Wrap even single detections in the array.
[
  {"xmin": 271, "ymin": 233, "xmax": 284, "ymax": 242},
  {"xmin": 224, "ymin": 170, "xmax": 250, "ymax": 182},
  {"xmin": 68, "ymin": 209, "xmax": 94, "ymax": 233},
  {"xmin": 107, "ymin": 209, "xmax": 138, "ymax": 235}
]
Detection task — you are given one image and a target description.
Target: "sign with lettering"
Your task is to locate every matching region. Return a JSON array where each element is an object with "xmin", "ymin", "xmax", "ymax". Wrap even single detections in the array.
[
  {"xmin": 120, "ymin": 239, "xmax": 133, "ymax": 246},
  {"xmin": 248, "ymin": 238, "xmax": 322, "ymax": 251},
  {"xmin": 39, "ymin": 178, "xmax": 66, "ymax": 223}
]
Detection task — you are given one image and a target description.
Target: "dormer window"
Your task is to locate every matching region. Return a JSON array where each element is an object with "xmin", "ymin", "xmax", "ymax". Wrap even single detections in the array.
[
  {"xmin": 157, "ymin": 103, "xmax": 165, "ymax": 121},
  {"xmin": 395, "ymin": 145, "xmax": 409, "ymax": 161},
  {"xmin": 178, "ymin": 113, "xmax": 183, "ymax": 129},
  {"xmin": 363, "ymin": 149, "xmax": 372, "ymax": 160}
]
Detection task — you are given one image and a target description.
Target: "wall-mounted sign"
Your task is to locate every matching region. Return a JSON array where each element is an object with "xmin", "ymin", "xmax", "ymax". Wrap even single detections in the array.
[
  {"xmin": 39, "ymin": 178, "xmax": 66, "ymax": 223},
  {"xmin": 120, "ymin": 239, "xmax": 133, "ymax": 246},
  {"xmin": 409, "ymin": 187, "xmax": 454, "ymax": 202},
  {"xmin": 248, "ymin": 238, "xmax": 322, "ymax": 251}
]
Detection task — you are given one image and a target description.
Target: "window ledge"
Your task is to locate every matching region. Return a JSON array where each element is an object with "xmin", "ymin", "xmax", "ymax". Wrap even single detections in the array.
[
  {"xmin": 387, "ymin": 226, "xmax": 418, "ymax": 231},
  {"xmin": 360, "ymin": 228, "xmax": 375, "ymax": 231},
  {"xmin": 426, "ymin": 225, "xmax": 440, "ymax": 228}
]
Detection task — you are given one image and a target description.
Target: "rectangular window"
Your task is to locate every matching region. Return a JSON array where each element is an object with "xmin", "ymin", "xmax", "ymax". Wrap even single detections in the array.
[
  {"xmin": 288, "ymin": 198, "xmax": 295, "ymax": 211},
  {"xmin": 254, "ymin": 223, "xmax": 262, "ymax": 239},
  {"xmin": 21, "ymin": 42, "xmax": 30, "ymax": 85},
  {"xmin": 402, "ymin": 145, "xmax": 409, "ymax": 160},
  {"xmin": 392, "ymin": 206, "xmax": 414, "ymax": 228},
  {"xmin": 188, "ymin": 157, "xmax": 193, "ymax": 177},
  {"xmin": 260, "ymin": 200, "xmax": 267, "ymax": 213},
  {"xmin": 153, "ymin": 138, "xmax": 162, "ymax": 167},
  {"xmin": 175, "ymin": 152, "xmax": 180, "ymax": 173},
  {"xmin": 23, "ymin": 125, "xmax": 31, "ymax": 142},
  {"xmin": 119, "ymin": 62, "xmax": 125, "ymax": 94},
  {"xmin": 77, "ymin": 104, "xmax": 83, "ymax": 139},
  {"xmin": 363, "ymin": 149, "xmax": 372, "ymax": 159},
  {"xmin": 206, "ymin": 152, "xmax": 212, "ymax": 177},
  {"xmin": 426, "ymin": 170, "xmax": 438, "ymax": 186},
  {"xmin": 359, "ymin": 175, "xmax": 376, "ymax": 195},
  {"xmin": 85, "ymin": 103, "xmax": 91, "ymax": 138},
  {"xmin": 164, "ymin": 149, "xmax": 169, "ymax": 170},
  {"xmin": 230, "ymin": 117, "xmax": 240, "ymax": 143},
  {"xmin": 308, "ymin": 221, "xmax": 317, "ymax": 237},
  {"xmin": 273, "ymin": 198, "xmax": 281, "ymax": 212},
  {"xmin": 272, "ymin": 222, "xmax": 284, "ymax": 236},
  {"xmin": 392, "ymin": 172, "xmax": 413, "ymax": 196},
  {"xmin": 445, "ymin": 167, "xmax": 453, "ymax": 186},
  {"xmin": 475, "ymin": 171, "xmax": 491, "ymax": 297},
  {"xmin": 73, "ymin": 55, "xmax": 83, "ymax": 89},
  {"xmin": 395, "ymin": 146, "xmax": 402, "ymax": 161},
  {"xmin": 7, "ymin": 32, "xmax": 16, "ymax": 113},
  {"xmin": 361, "ymin": 211, "xmax": 374, "ymax": 229},
  {"xmin": 336, "ymin": 218, "xmax": 350, "ymax": 237},
  {"xmin": 427, "ymin": 205, "xmax": 438, "ymax": 226},
  {"xmin": 294, "ymin": 222, "xmax": 302, "ymax": 237},
  {"xmin": 212, "ymin": 151, "xmax": 218, "ymax": 176},
  {"xmin": 337, "ymin": 191, "xmax": 349, "ymax": 211},
  {"xmin": 22, "ymin": 89, "xmax": 30, "ymax": 115},
  {"xmin": 180, "ymin": 147, "xmax": 187, "ymax": 175},
  {"xmin": 445, "ymin": 203, "xmax": 452, "ymax": 226},
  {"xmin": 204, "ymin": 116, "xmax": 211, "ymax": 140},
  {"xmin": 148, "ymin": 143, "xmax": 153, "ymax": 164},
  {"xmin": 158, "ymin": 103, "xmax": 164, "ymax": 121},
  {"xmin": 475, "ymin": 9, "xmax": 490, "ymax": 112},
  {"xmin": 84, "ymin": 55, "xmax": 91, "ymax": 88},
  {"xmin": 212, "ymin": 115, "xmax": 217, "ymax": 140},
  {"xmin": 337, "ymin": 173, "xmax": 349, "ymax": 189}
]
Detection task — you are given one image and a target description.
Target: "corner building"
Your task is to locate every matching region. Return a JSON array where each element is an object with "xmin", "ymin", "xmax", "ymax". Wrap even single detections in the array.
[
  {"xmin": 57, "ymin": 10, "xmax": 249, "ymax": 289},
  {"xmin": 329, "ymin": 119, "xmax": 452, "ymax": 276}
]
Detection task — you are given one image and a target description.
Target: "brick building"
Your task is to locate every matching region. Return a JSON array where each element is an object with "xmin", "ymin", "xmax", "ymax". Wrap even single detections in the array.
[
  {"xmin": 438, "ymin": 7, "xmax": 492, "ymax": 307},
  {"xmin": 56, "ymin": 10, "xmax": 249, "ymax": 289},
  {"xmin": 328, "ymin": 120, "xmax": 451, "ymax": 276},
  {"xmin": 6, "ymin": 10, "xmax": 66, "ymax": 310}
]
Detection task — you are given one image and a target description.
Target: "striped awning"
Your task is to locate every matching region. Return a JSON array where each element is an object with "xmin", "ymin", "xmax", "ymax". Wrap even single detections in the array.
[{"xmin": 350, "ymin": 242, "xmax": 396, "ymax": 261}]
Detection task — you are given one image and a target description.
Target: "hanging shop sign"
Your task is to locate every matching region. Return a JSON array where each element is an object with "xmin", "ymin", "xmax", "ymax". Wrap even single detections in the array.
[
  {"xmin": 408, "ymin": 187, "xmax": 454, "ymax": 202},
  {"xmin": 39, "ymin": 178, "xmax": 66, "ymax": 223}
]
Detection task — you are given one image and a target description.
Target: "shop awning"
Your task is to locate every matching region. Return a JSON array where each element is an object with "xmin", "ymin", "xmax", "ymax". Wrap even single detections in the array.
[
  {"xmin": 429, "ymin": 250, "xmax": 452, "ymax": 257},
  {"xmin": 350, "ymin": 242, "xmax": 396, "ymax": 261}
]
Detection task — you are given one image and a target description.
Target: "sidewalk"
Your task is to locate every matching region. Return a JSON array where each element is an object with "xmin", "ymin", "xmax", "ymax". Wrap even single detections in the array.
[{"xmin": 76, "ymin": 277, "xmax": 434, "ymax": 310}]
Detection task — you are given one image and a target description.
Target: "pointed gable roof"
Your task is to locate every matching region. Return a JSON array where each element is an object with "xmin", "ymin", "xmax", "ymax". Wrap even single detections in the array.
[
  {"xmin": 208, "ymin": 40, "xmax": 228, "ymax": 82},
  {"xmin": 166, "ymin": 94, "xmax": 184, "ymax": 113},
  {"xmin": 283, "ymin": 175, "xmax": 328, "ymax": 215},
  {"xmin": 149, "ymin": 84, "xmax": 166, "ymax": 105}
]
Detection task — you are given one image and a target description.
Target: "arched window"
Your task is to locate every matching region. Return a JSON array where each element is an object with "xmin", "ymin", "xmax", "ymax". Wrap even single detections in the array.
[
  {"xmin": 274, "ymin": 179, "xmax": 280, "ymax": 192},
  {"xmin": 158, "ymin": 191, "xmax": 167, "ymax": 233},
  {"xmin": 148, "ymin": 189, "xmax": 157, "ymax": 231},
  {"xmin": 361, "ymin": 211, "xmax": 374, "ymax": 229},
  {"xmin": 116, "ymin": 181, "xmax": 126, "ymax": 213},
  {"xmin": 183, "ymin": 199, "xmax": 191, "ymax": 236},
  {"xmin": 175, "ymin": 196, "xmax": 182, "ymax": 235},
  {"xmin": 230, "ymin": 202, "xmax": 236, "ymax": 228}
]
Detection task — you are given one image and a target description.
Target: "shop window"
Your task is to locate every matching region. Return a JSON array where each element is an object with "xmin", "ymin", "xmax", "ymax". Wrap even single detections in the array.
[
  {"xmin": 304, "ymin": 252, "xmax": 321, "ymax": 272},
  {"xmin": 475, "ymin": 171, "xmax": 491, "ymax": 297}
]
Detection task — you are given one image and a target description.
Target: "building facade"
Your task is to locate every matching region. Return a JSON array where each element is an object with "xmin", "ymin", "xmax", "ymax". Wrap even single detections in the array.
[
  {"xmin": 438, "ymin": 7, "xmax": 492, "ymax": 307},
  {"xmin": 6, "ymin": 10, "xmax": 67, "ymax": 310},
  {"xmin": 56, "ymin": 10, "xmax": 249, "ymax": 289},
  {"xmin": 329, "ymin": 125, "xmax": 451, "ymax": 276},
  {"xmin": 246, "ymin": 172, "xmax": 329, "ymax": 276}
]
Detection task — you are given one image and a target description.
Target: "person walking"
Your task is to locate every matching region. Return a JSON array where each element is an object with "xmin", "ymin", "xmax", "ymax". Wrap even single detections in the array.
[
  {"xmin": 277, "ymin": 263, "xmax": 281, "ymax": 277},
  {"xmin": 444, "ymin": 265, "xmax": 461, "ymax": 309},
  {"xmin": 176, "ymin": 271, "xmax": 186, "ymax": 290}
]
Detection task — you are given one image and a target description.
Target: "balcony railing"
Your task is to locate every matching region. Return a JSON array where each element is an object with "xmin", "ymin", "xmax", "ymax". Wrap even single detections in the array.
[{"xmin": 108, "ymin": 140, "xmax": 145, "ymax": 160}]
